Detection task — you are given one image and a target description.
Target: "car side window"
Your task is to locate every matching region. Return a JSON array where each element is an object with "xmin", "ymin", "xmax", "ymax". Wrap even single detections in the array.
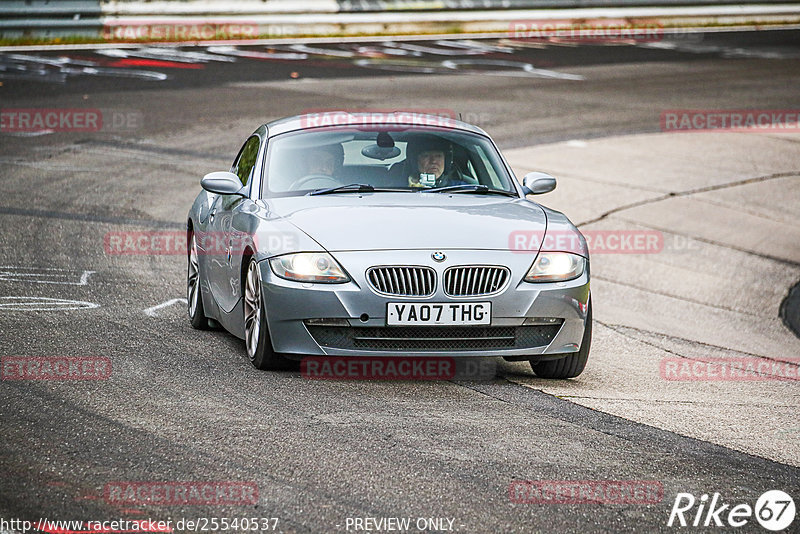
[{"xmin": 231, "ymin": 136, "xmax": 261, "ymax": 187}]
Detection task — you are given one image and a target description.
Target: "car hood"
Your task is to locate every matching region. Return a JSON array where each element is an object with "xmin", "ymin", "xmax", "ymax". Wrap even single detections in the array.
[{"xmin": 263, "ymin": 194, "xmax": 548, "ymax": 252}]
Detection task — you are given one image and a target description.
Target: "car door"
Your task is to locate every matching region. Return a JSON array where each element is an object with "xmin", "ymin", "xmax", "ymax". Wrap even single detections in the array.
[{"xmin": 207, "ymin": 134, "xmax": 261, "ymax": 313}]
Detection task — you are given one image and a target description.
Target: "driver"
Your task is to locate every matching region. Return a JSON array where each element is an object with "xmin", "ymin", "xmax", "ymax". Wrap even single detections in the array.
[{"xmin": 405, "ymin": 135, "xmax": 470, "ymax": 188}]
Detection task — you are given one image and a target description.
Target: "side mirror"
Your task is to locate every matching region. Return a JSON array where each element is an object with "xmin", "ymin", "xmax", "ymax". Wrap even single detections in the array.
[
  {"xmin": 521, "ymin": 172, "xmax": 557, "ymax": 195},
  {"xmin": 200, "ymin": 171, "xmax": 245, "ymax": 195}
]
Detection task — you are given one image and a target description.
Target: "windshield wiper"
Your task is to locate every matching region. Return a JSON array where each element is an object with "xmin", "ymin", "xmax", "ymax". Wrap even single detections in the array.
[
  {"xmin": 308, "ymin": 183, "xmax": 374, "ymax": 196},
  {"xmin": 309, "ymin": 183, "xmax": 413, "ymax": 196},
  {"xmin": 420, "ymin": 184, "xmax": 518, "ymax": 197}
]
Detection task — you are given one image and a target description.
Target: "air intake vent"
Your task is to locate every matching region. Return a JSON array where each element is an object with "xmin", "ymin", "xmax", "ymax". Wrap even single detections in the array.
[
  {"xmin": 367, "ymin": 266, "xmax": 436, "ymax": 297},
  {"xmin": 307, "ymin": 325, "xmax": 561, "ymax": 351},
  {"xmin": 444, "ymin": 266, "xmax": 509, "ymax": 297}
]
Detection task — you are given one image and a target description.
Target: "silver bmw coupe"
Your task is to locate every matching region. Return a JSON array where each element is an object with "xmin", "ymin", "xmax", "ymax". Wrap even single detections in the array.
[{"xmin": 187, "ymin": 112, "xmax": 591, "ymax": 378}]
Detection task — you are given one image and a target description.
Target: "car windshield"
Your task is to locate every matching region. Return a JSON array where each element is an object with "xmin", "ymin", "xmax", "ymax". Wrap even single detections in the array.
[{"xmin": 262, "ymin": 127, "xmax": 518, "ymax": 197}]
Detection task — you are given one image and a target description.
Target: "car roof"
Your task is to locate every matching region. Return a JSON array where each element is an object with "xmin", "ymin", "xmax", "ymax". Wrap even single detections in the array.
[{"xmin": 262, "ymin": 112, "xmax": 489, "ymax": 138}]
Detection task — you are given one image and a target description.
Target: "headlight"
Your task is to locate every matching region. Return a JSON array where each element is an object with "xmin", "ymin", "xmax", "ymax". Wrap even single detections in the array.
[
  {"xmin": 524, "ymin": 252, "xmax": 586, "ymax": 282},
  {"xmin": 269, "ymin": 253, "xmax": 350, "ymax": 283}
]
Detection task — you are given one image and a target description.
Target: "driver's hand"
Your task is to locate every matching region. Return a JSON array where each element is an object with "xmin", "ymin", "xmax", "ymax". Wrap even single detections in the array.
[{"xmin": 408, "ymin": 176, "xmax": 426, "ymax": 188}]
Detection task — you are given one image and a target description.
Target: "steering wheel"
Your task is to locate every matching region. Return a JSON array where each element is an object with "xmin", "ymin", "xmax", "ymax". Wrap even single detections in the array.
[{"xmin": 289, "ymin": 174, "xmax": 340, "ymax": 191}]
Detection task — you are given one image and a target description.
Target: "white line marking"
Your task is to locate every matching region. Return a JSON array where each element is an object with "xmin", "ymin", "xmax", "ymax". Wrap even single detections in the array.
[
  {"xmin": 287, "ymin": 44, "xmax": 354, "ymax": 57},
  {"xmin": 96, "ymin": 47, "xmax": 236, "ymax": 63},
  {"xmin": 1, "ymin": 130, "xmax": 55, "ymax": 137},
  {"xmin": 0, "ymin": 296, "xmax": 99, "ymax": 311},
  {"xmin": 390, "ymin": 41, "xmax": 488, "ymax": 56},
  {"xmin": 144, "ymin": 298, "xmax": 188, "ymax": 317},
  {"xmin": 207, "ymin": 45, "xmax": 307, "ymax": 60},
  {"xmin": 441, "ymin": 58, "xmax": 585, "ymax": 80},
  {"xmin": 0, "ymin": 267, "xmax": 96, "ymax": 285}
]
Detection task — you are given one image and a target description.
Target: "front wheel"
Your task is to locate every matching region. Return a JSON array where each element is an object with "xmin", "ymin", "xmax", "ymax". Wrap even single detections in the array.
[
  {"xmin": 243, "ymin": 259, "xmax": 291, "ymax": 370},
  {"xmin": 530, "ymin": 301, "xmax": 592, "ymax": 379},
  {"xmin": 187, "ymin": 231, "xmax": 209, "ymax": 329}
]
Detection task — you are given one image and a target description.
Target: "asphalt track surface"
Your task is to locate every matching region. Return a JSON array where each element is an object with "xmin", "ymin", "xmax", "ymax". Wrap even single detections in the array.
[{"xmin": 1, "ymin": 30, "xmax": 799, "ymax": 533}]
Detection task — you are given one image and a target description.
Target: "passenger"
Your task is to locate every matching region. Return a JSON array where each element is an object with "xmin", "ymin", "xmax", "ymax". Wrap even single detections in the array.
[{"xmin": 307, "ymin": 144, "xmax": 344, "ymax": 177}]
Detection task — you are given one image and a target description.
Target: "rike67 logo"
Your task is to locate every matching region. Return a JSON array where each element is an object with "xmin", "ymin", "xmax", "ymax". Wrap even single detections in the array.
[{"xmin": 668, "ymin": 490, "xmax": 795, "ymax": 531}]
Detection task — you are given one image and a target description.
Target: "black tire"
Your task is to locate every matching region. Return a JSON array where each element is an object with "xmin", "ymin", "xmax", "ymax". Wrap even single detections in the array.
[
  {"xmin": 187, "ymin": 231, "xmax": 209, "ymax": 330},
  {"xmin": 530, "ymin": 301, "xmax": 592, "ymax": 379},
  {"xmin": 243, "ymin": 259, "xmax": 292, "ymax": 371}
]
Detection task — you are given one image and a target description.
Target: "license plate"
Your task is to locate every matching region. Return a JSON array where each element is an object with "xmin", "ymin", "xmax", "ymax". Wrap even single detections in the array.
[{"xmin": 386, "ymin": 302, "xmax": 491, "ymax": 326}]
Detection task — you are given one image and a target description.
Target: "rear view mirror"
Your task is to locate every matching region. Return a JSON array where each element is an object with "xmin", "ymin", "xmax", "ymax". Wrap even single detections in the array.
[
  {"xmin": 361, "ymin": 131, "xmax": 401, "ymax": 161},
  {"xmin": 201, "ymin": 171, "xmax": 244, "ymax": 195},
  {"xmin": 521, "ymin": 172, "xmax": 557, "ymax": 195},
  {"xmin": 362, "ymin": 145, "xmax": 401, "ymax": 161}
]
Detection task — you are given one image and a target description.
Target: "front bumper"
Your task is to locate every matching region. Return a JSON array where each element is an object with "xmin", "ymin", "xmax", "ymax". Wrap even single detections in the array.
[{"xmin": 258, "ymin": 249, "xmax": 589, "ymax": 358}]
